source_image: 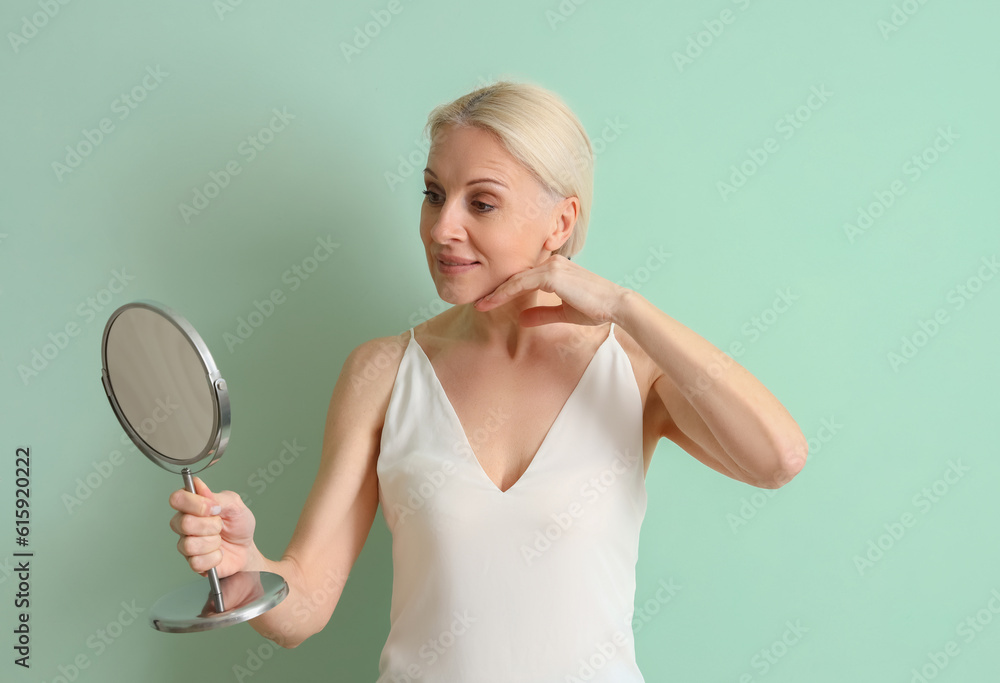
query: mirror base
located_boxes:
[150,570,288,633]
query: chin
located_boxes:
[431,278,488,307]
[436,288,477,306]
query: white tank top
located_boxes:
[375,322,648,682]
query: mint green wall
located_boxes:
[2,1,997,681]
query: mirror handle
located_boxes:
[181,468,225,613]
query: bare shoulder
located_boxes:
[337,330,412,413]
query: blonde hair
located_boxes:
[423,80,594,259]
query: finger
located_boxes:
[169,511,223,537]
[186,549,223,574]
[177,534,217,557]
[168,477,222,517]
[476,271,545,310]
[191,476,220,505]
[212,489,245,513]
[177,533,221,558]
[168,488,222,517]
[473,280,508,310]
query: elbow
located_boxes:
[759,439,809,489]
[258,626,311,650]
[275,629,306,649]
[250,613,317,651]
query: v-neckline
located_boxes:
[410,323,615,494]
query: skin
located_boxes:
[413,123,657,490]
[168,122,809,649]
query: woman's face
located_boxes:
[420,124,577,305]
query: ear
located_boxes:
[542,195,579,253]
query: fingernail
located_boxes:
[210,505,222,515]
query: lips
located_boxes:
[435,254,480,274]
[437,255,478,265]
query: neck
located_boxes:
[453,289,564,359]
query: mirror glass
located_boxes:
[105,306,215,464]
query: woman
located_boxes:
[168,80,808,681]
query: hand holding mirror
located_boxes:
[100,300,288,633]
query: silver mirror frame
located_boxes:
[99,298,288,630]
[100,299,231,474]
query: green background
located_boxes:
[1,0,997,681]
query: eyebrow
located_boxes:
[423,168,509,190]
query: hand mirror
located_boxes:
[100,299,287,633]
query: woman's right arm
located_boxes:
[168,332,409,648]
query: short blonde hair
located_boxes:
[423,80,594,259]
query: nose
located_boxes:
[428,198,467,244]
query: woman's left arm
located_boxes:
[474,254,809,489]
[614,288,808,489]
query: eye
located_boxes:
[422,190,496,214]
